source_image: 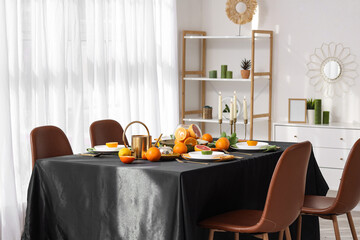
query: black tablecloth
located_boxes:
[22,141,328,240]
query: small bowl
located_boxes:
[247,140,258,146]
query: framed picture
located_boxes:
[288,98,307,123]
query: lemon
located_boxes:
[118,148,132,157]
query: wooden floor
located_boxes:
[319,190,360,239]
[319,211,360,239]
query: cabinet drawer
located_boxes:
[274,126,360,149]
[313,147,348,169]
[319,168,343,191]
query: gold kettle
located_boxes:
[122,121,152,158]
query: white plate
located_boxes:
[93,145,125,153]
[197,139,208,145]
[188,151,225,160]
[233,142,269,150]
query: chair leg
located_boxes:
[279,230,284,240]
[285,227,292,240]
[346,212,358,240]
[235,232,239,240]
[208,229,215,240]
[331,215,341,240]
[263,233,269,240]
[296,215,302,240]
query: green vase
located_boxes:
[314,99,322,124]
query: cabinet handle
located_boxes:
[294,135,297,138]
[340,158,344,161]
[340,137,344,140]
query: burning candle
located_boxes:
[243,96,248,120]
[233,91,237,120]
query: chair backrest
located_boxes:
[333,138,360,213]
[30,125,73,168]
[259,141,311,232]
[89,119,128,147]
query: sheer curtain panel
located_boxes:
[0,0,178,239]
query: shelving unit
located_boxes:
[181,30,273,140]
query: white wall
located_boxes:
[178,0,360,139]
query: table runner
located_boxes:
[22,141,328,240]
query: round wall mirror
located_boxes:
[307,42,358,97]
[226,0,257,25]
[323,60,341,81]
[236,2,247,14]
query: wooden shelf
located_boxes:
[181,30,273,140]
[183,77,268,82]
[183,118,264,124]
[184,35,269,39]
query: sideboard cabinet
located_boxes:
[273,122,360,190]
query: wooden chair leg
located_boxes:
[263,233,269,240]
[208,229,215,240]
[346,212,358,240]
[296,215,302,240]
[331,215,341,240]
[279,230,284,240]
[235,232,239,240]
[285,227,292,240]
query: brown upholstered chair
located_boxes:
[199,141,312,240]
[89,119,128,147]
[297,138,360,240]
[30,125,73,168]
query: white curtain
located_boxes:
[0,0,178,238]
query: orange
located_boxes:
[175,127,189,141]
[174,139,184,145]
[247,140,258,146]
[188,124,201,139]
[120,156,135,164]
[215,137,230,150]
[184,137,197,147]
[201,133,213,143]
[146,147,161,162]
[106,142,118,148]
[173,142,188,154]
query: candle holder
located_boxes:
[230,119,234,134]
[218,119,223,135]
[233,118,237,135]
[243,119,248,140]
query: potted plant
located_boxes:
[307,98,315,124]
[241,58,251,79]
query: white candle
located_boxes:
[218,92,222,120]
[243,96,248,120]
[233,91,237,120]
[230,99,234,121]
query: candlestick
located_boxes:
[218,119,223,135]
[244,119,248,140]
[233,118,237,135]
[218,92,222,120]
[230,119,234,134]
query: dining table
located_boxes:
[22,141,328,240]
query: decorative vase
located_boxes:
[307,109,315,125]
[241,70,250,79]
